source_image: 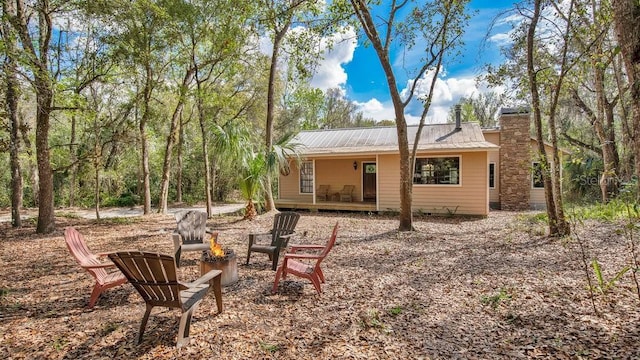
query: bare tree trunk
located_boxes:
[140,64,153,215]
[350,0,413,230]
[3,11,23,227]
[527,0,559,235]
[264,26,289,213]
[177,115,185,203]
[612,0,640,195]
[196,79,212,217]
[34,78,56,233]
[7,0,56,233]
[158,67,195,214]
[94,159,101,221]
[591,15,619,202]
[572,88,619,202]
[69,114,77,207]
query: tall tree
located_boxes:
[565,0,621,203]
[526,0,572,236]
[1,0,22,227]
[343,0,469,231]
[5,0,59,233]
[157,0,257,215]
[90,0,174,215]
[259,0,338,212]
[612,0,640,193]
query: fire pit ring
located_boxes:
[200,249,239,287]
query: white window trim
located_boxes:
[532,161,544,189]
[299,160,314,194]
[489,162,496,189]
[412,155,462,187]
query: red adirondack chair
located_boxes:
[272,222,339,295]
[64,227,127,308]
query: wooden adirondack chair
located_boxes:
[272,222,339,295]
[339,185,355,202]
[246,212,300,270]
[64,227,127,308]
[108,251,223,348]
[173,210,213,267]
[316,185,330,201]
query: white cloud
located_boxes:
[354,98,396,122]
[489,33,511,46]
[397,69,478,124]
[310,28,357,91]
[353,69,508,125]
[257,27,357,93]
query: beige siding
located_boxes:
[530,188,546,209]
[377,154,400,211]
[484,132,500,204]
[378,152,489,216]
[278,161,312,202]
[484,132,500,146]
[315,158,367,202]
[278,158,374,202]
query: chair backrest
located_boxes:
[270,212,300,246]
[340,185,354,195]
[108,251,184,308]
[312,222,339,271]
[64,227,109,276]
[318,185,329,195]
[175,210,208,245]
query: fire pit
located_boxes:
[200,235,238,287]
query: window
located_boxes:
[365,164,376,174]
[532,162,544,188]
[299,161,313,193]
[413,157,460,185]
[489,163,495,188]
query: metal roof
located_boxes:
[294,123,499,156]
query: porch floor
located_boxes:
[275,199,377,212]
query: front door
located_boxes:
[362,162,377,202]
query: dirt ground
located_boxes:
[1,210,639,359]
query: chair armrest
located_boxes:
[284,253,322,260]
[172,233,182,251]
[185,269,222,287]
[81,261,116,269]
[275,233,295,248]
[289,244,325,253]
[249,232,270,246]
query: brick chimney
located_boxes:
[499,108,531,211]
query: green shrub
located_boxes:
[102,192,139,207]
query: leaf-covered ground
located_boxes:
[1,210,639,359]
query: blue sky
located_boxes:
[309,0,518,124]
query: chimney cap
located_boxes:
[500,107,530,115]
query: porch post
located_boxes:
[312,159,316,204]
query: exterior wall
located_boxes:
[278,161,312,202]
[315,158,366,202]
[484,132,501,205]
[278,158,372,202]
[529,141,563,210]
[499,113,531,210]
[378,151,489,216]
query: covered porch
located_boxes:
[275,199,377,212]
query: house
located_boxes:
[482,108,566,211]
[275,108,561,215]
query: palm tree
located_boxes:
[265,132,301,192]
[239,151,266,220]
